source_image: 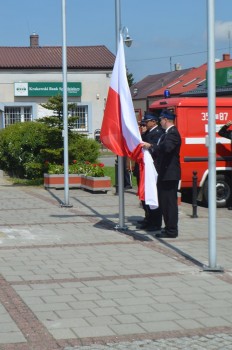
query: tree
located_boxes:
[38,94,79,130]
[127,70,135,87]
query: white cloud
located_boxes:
[215,21,232,40]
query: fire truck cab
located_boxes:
[149,97,232,207]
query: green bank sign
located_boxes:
[207,67,232,87]
[14,82,82,97]
[215,67,232,86]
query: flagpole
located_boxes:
[61,0,72,207]
[115,0,126,229]
[203,0,222,271]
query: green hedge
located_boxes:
[0,122,100,179]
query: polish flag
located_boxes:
[100,35,158,209]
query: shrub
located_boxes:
[68,133,100,163]
[24,162,44,180]
[0,122,101,179]
[0,122,52,178]
[46,160,105,177]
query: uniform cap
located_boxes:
[142,113,159,122]
[160,110,176,120]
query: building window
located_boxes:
[24,107,32,122]
[69,104,88,131]
[4,106,32,127]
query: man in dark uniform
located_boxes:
[154,109,181,239]
[137,112,164,231]
[218,120,232,139]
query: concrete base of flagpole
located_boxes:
[202,264,224,272]
[60,203,73,208]
[114,224,128,230]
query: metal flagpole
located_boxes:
[204,0,223,271]
[61,0,72,207]
[115,0,126,229]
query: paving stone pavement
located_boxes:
[0,174,232,350]
[64,334,232,349]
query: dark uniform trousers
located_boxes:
[158,179,179,234]
[141,200,162,227]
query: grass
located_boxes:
[104,166,137,187]
[99,147,114,156]
[9,177,44,186]
[104,166,115,184]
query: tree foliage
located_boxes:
[0,96,101,179]
[39,94,79,130]
[127,70,135,87]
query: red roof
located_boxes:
[148,57,232,98]
[0,46,115,70]
[131,69,193,100]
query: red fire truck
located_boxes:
[149,97,232,207]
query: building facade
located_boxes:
[131,54,232,116]
[0,34,115,139]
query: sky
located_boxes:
[1,0,232,82]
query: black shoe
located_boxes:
[137,222,161,231]
[124,185,132,189]
[161,227,178,234]
[145,226,161,232]
[137,218,147,224]
[136,222,149,229]
[155,232,178,238]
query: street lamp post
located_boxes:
[121,26,133,47]
[114,0,133,229]
[203,0,222,272]
[61,0,72,207]
[114,25,132,197]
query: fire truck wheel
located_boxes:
[203,174,231,208]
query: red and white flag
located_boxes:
[100,35,158,209]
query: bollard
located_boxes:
[114,156,118,195]
[192,170,198,218]
[228,174,232,210]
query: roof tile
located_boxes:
[148,59,232,97]
[130,69,193,99]
[0,46,115,69]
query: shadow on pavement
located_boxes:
[156,238,205,269]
